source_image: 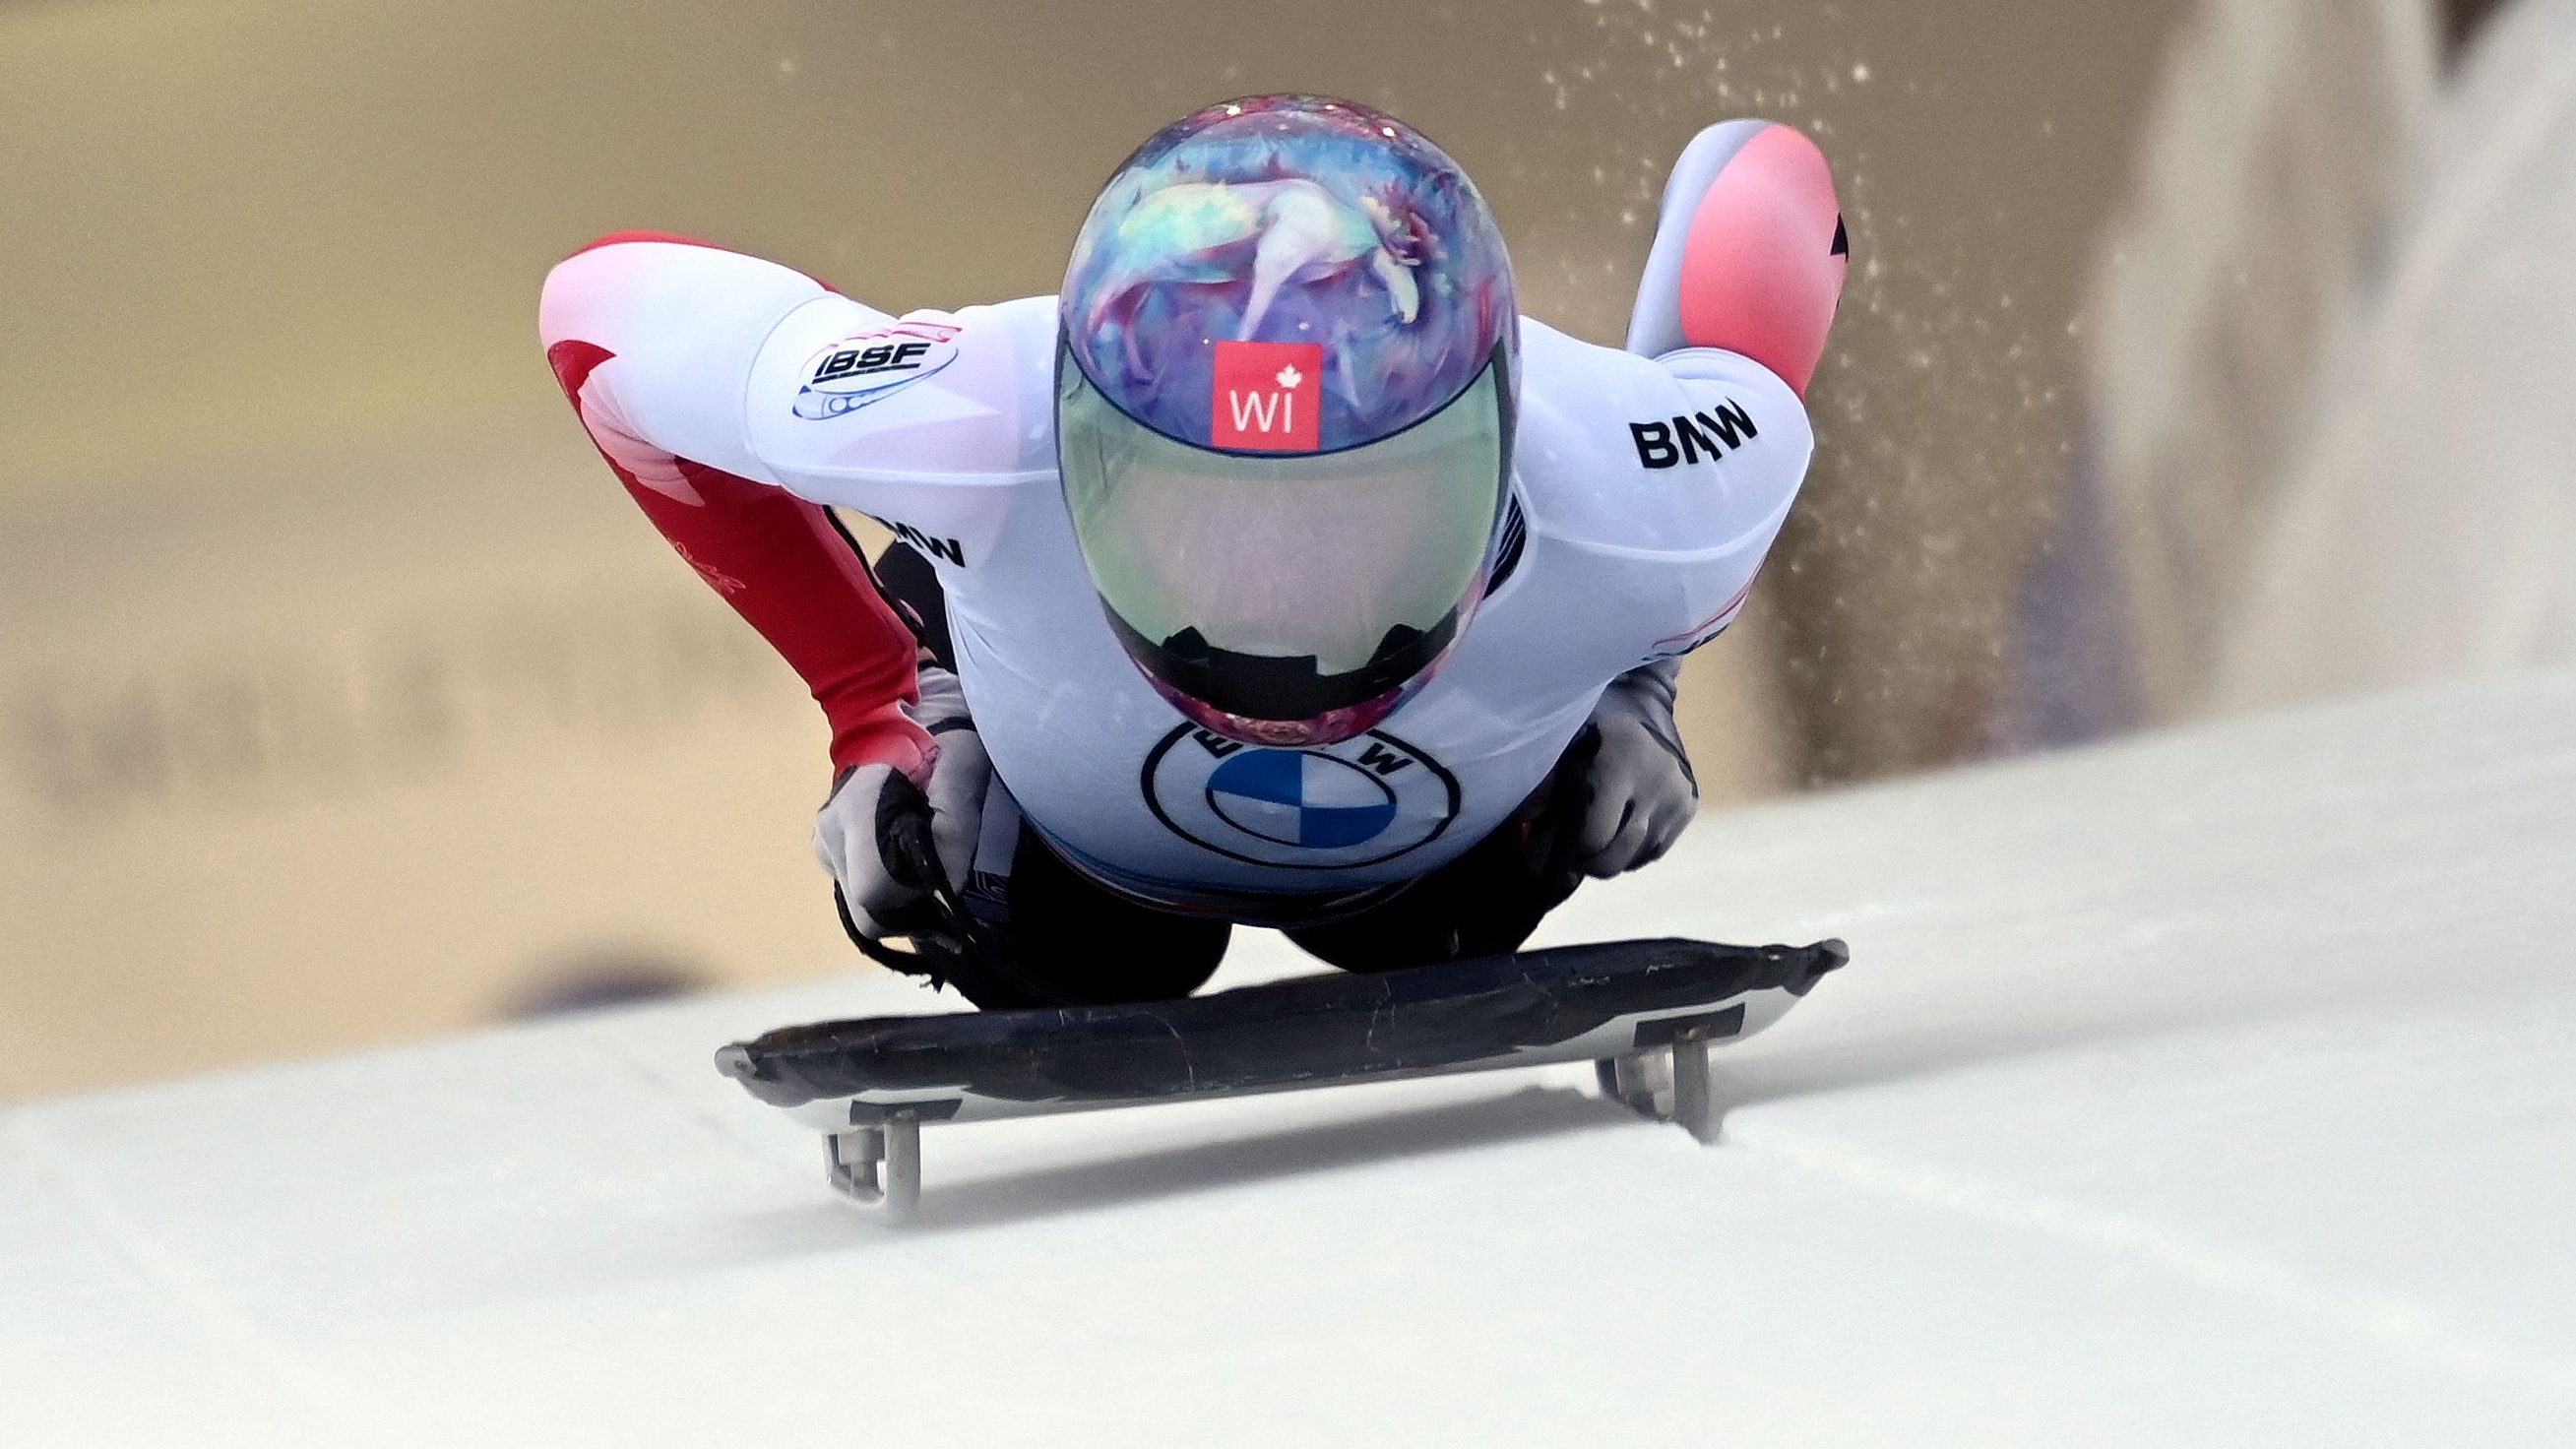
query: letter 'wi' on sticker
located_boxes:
[1210,341,1323,452]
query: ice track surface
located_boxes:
[8,669,2576,1447]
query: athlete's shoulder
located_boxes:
[744,293,1059,487]
[1511,316,1813,560]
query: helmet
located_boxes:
[1056,94,1518,747]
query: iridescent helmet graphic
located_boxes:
[1057,94,1519,747]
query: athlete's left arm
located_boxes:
[1536,120,1846,874]
[1522,342,1816,877]
[1511,333,1817,877]
[1618,115,1847,658]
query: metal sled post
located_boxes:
[1594,1019,1723,1142]
[824,1113,921,1221]
[1669,1022,1719,1142]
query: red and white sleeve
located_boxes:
[538,232,933,782]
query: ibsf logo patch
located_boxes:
[1210,340,1322,451]
[793,321,962,419]
[1141,724,1460,870]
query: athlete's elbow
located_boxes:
[537,243,614,351]
[1672,122,1848,398]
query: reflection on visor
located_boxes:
[1059,347,1511,723]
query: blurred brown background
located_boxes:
[8,0,2548,1098]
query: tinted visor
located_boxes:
[1058,345,1511,724]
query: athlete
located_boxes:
[539,96,1846,1006]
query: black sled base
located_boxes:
[716,936,1848,1220]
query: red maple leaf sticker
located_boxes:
[1211,341,1323,451]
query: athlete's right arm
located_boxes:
[536,232,932,781]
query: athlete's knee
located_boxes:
[1287,810,1583,973]
[995,830,1232,1003]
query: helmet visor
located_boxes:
[1058,345,1510,725]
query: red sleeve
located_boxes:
[546,335,934,782]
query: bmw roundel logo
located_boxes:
[1141,725,1461,870]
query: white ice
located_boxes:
[7,668,2574,1446]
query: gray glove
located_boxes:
[1569,659,1699,877]
[812,665,989,937]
